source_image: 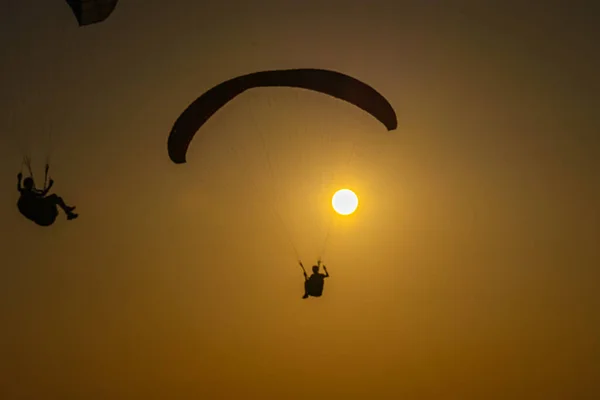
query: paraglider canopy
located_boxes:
[65,0,119,26]
[168,68,398,164]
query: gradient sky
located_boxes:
[1,1,599,399]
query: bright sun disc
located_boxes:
[332,189,359,215]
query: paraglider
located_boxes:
[300,260,329,299]
[7,1,114,225]
[9,1,115,225]
[167,68,398,164]
[16,158,78,226]
[65,0,119,26]
[167,69,397,286]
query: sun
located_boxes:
[332,189,359,215]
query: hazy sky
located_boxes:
[1,1,599,399]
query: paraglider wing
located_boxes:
[65,0,119,26]
[168,69,398,164]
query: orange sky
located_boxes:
[1,1,599,399]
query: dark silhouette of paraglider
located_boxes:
[17,161,78,226]
[8,2,116,226]
[300,260,329,299]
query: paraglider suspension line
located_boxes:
[22,155,34,180]
[251,101,301,261]
[318,141,358,260]
[319,213,334,260]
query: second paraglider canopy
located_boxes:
[65,0,119,26]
